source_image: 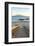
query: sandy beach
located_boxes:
[12,20,29,38]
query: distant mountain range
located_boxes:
[12,15,29,22]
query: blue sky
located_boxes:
[11,7,32,16]
[12,7,31,12]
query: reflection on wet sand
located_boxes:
[12,24,20,38]
[12,21,29,38]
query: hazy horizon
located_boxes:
[12,15,29,22]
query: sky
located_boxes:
[11,7,32,16]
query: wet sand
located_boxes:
[12,21,29,38]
